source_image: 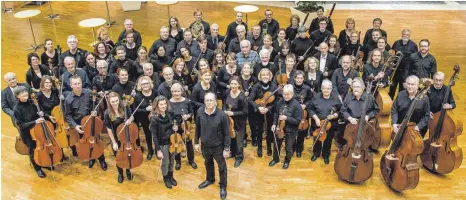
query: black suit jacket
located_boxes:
[314,52,339,79]
[206,34,225,51]
[1,83,31,123]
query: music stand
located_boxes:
[2,2,13,13]
[105,1,116,27]
[14,10,43,52]
[155,1,179,20]
[234,5,258,27]
[78,18,107,47]
[45,1,59,19]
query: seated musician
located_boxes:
[229,24,247,54]
[111,68,136,97]
[310,18,332,48]
[391,75,430,137]
[309,6,334,34]
[109,46,139,82]
[236,40,260,67]
[309,80,342,164]
[61,56,91,95]
[117,19,142,48]
[169,83,197,170]
[247,25,263,52]
[207,24,225,51]
[293,71,314,158]
[253,49,276,77]
[150,96,179,189]
[158,67,175,99]
[428,72,456,117]
[270,84,303,169]
[362,49,388,92]
[150,26,177,58]
[340,77,380,145]
[92,60,119,93]
[13,86,55,178]
[26,53,51,93]
[314,42,338,79]
[1,72,31,124]
[64,75,107,170]
[274,53,297,85]
[103,92,134,183]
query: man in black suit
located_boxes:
[1,72,32,124]
[207,24,225,51]
[314,43,338,79]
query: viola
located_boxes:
[227,105,236,138]
[169,120,184,154]
[76,89,105,161]
[421,64,463,174]
[311,107,337,149]
[115,95,144,169]
[298,95,309,131]
[334,77,376,183]
[31,93,63,167]
[276,106,287,139]
[380,80,430,192]
[180,109,194,141]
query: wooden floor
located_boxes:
[2,1,466,199]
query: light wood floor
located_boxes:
[2,1,466,199]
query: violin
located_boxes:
[255,85,282,139]
[169,120,185,154]
[380,80,430,192]
[227,105,236,138]
[115,95,144,169]
[298,95,308,131]
[180,109,194,141]
[334,77,376,183]
[421,64,463,174]
[276,57,288,86]
[311,107,336,149]
[276,106,287,139]
[76,89,105,161]
[31,93,63,167]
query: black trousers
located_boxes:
[250,111,273,151]
[272,133,297,163]
[389,68,405,99]
[246,106,255,141]
[230,120,246,160]
[136,113,154,154]
[294,129,308,153]
[175,139,195,163]
[20,129,41,170]
[202,145,227,188]
[112,140,130,175]
[312,124,337,158]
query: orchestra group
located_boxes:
[2,6,463,199]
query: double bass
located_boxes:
[421,65,462,174]
[31,93,63,167]
[115,95,144,169]
[380,80,430,192]
[334,77,375,183]
[76,90,105,161]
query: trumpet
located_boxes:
[262,22,268,37]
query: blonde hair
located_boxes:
[107,92,124,121]
[136,76,153,91]
[304,57,320,72]
[258,68,273,82]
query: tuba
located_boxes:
[191,20,204,39]
[262,22,268,36]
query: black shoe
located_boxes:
[257,148,263,158]
[220,187,227,199]
[283,162,290,169]
[88,160,95,168]
[35,169,46,178]
[147,152,153,161]
[100,160,108,171]
[252,140,258,147]
[234,159,242,168]
[323,157,330,165]
[45,166,55,171]
[269,160,279,167]
[267,148,272,156]
[60,156,69,162]
[163,175,172,189]
[198,180,214,189]
[311,155,319,162]
[297,152,302,158]
[369,146,378,153]
[243,139,247,147]
[118,174,124,183]
[168,171,177,186]
[72,150,78,157]
[126,170,133,180]
[189,161,198,169]
[175,162,181,170]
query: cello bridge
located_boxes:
[405,163,419,170]
[351,152,361,159]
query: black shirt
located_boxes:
[103,108,132,136]
[223,90,248,130]
[82,64,99,82]
[293,83,314,113]
[26,65,51,90]
[253,62,276,77]
[150,38,177,58]
[247,36,264,52]
[92,74,119,92]
[362,63,389,89]
[195,107,231,149]
[228,37,243,54]
[109,58,139,82]
[59,48,88,69]
[248,82,278,112]
[341,92,379,120]
[124,44,138,61]
[304,71,324,93]
[428,85,456,114]
[241,76,258,97]
[170,98,193,121]
[285,26,298,41]
[340,43,363,58]
[273,98,303,134]
[217,66,241,97]
[331,68,360,98]
[153,56,171,73]
[41,51,59,67]
[190,81,217,110]
[157,82,172,99]
[291,37,314,59]
[112,81,136,97]
[309,92,342,120]
[391,90,430,131]
[408,52,437,79]
[150,112,176,151]
[133,89,158,119]
[309,17,334,34]
[64,88,93,127]
[226,21,248,44]
[363,28,388,46]
[169,28,184,44]
[258,18,280,40]
[118,29,142,49]
[14,100,49,132]
[36,90,60,116]
[310,29,332,47]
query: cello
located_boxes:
[76,89,105,161]
[311,108,337,149]
[380,80,430,192]
[115,95,144,169]
[31,93,63,167]
[421,64,463,174]
[334,77,375,183]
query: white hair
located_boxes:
[96,60,108,68]
[240,39,250,47]
[143,62,153,70]
[163,66,173,73]
[322,79,333,89]
[236,24,245,32]
[67,35,78,43]
[406,75,420,84]
[211,23,219,29]
[352,77,365,90]
[160,26,168,32]
[124,19,133,25]
[64,56,75,64]
[283,84,294,94]
[4,72,16,80]
[433,71,445,79]
[259,49,270,57]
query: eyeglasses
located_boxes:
[141,82,150,86]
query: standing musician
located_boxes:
[212,49,225,76]
[82,52,99,82]
[303,57,324,93]
[291,25,314,70]
[96,27,115,52]
[151,45,171,73]
[310,18,332,48]
[117,19,142,49]
[60,35,88,69]
[293,71,314,158]
[273,41,290,69]
[270,84,303,169]
[61,56,91,95]
[328,35,341,56]
[315,43,339,79]
[236,40,260,67]
[247,25,263,52]
[274,53,297,85]
[64,75,107,170]
[111,68,136,97]
[428,72,456,118]
[226,12,248,45]
[363,30,389,62]
[207,24,225,51]
[228,25,247,54]
[94,42,115,67]
[362,18,388,46]
[258,9,280,40]
[248,68,278,157]
[340,77,380,145]
[26,53,51,93]
[109,46,139,82]
[179,46,198,76]
[189,9,210,36]
[172,58,191,93]
[194,92,230,200]
[169,16,184,44]
[370,37,390,61]
[285,15,300,41]
[2,72,32,124]
[176,29,201,57]
[103,92,134,183]
[13,86,56,178]
[362,49,388,92]
[240,62,258,147]
[150,96,179,189]
[390,29,418,98]
[331,55,360,101]
[197,34,214,64]
[223,76,248,168]
[258,34,277,62]
[340,31,363,58]
[158,67,175,99]
[141,63,162,91]
[169,83,197,170]
[309,6,334,34]
[217,53,241,102]
[254,49,276,77]
[133,76,158,160]
[92,60,119,93]
[190,69,217,116]
[122,31,139,61]
[309,80,342,164]
[41,38,59,68]
[408,39,437,79]
[150,26,177,58]
[338,18,356,48]
[392,75,430,137]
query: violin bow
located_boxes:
[80,93,107,128]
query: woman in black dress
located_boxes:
[172,58,191,93]
[94,42,115,67]
[190,68,217,116]
[82,52,99,82]
[240,62,258,147]
[41,38,59,73]
[26,53,51,93]
[217,52,241,104]
[36,76,59,116]
[303,57,324,93]
[169,16,184,43]
[135,46,157,78]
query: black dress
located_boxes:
[36,89,60,116]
